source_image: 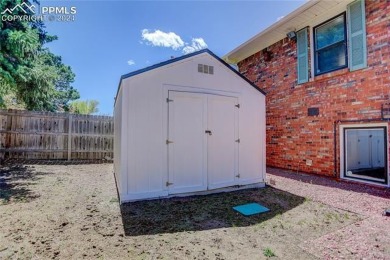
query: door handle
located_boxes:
[205,130,212,135]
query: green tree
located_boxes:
[70,100,99,115]
[0,0,80,111]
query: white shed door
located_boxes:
[207,95,238,189]
[168,91,207,194]
[168,91,238,194]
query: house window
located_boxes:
[314,14,347,75]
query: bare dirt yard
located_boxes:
[0,163,389,259]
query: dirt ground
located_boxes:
[0,163,389,259]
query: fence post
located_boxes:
[68,114,72,161]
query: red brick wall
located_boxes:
[238,0,390,177]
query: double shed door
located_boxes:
[167,91,239,194]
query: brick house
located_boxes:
[223,0,390,186]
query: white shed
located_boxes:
[114,49,266,203]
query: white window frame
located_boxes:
[339,123,389,187]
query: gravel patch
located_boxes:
[267,167,390,259]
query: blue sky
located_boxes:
[41,0,305,115]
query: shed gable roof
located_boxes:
[115,49,266,104]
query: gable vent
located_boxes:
[198,64,214,75]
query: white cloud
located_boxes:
[140,29,208,55]
[141,29,184,50]
[277,16,285,21]
[127,59,135,66]
[182,38,208,54]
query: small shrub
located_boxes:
[263,247,276,257]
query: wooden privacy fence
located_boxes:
[0,109,114,161]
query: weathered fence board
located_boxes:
[0,109,113,161]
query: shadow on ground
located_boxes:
[120,186,305,236]
[267,167,390,199]
[0,164,46,204]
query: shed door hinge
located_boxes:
[166,98,173,103]
[235,138,240,143]
[166,181,173,186]
[235,104,240,108]
[166,139,173,145]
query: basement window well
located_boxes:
[342,126,387,184]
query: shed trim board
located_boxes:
[114,50,266,202]
[119,183,266,203]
